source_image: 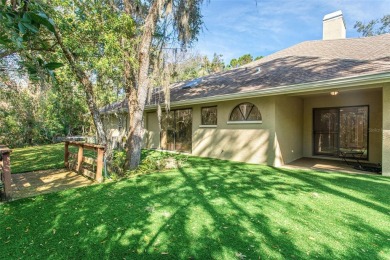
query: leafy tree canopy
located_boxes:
[354,14,390,37]
[229,53,263,69]
[1,0,207,169]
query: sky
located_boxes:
[192,0,390,63]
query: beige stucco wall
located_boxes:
[302,89,383,163]
[191,97,277,165]
[144,97,280,165]
[102,113,128,147]
[104,112,158,149]
[383,86,390,176]
[275,96,303,165]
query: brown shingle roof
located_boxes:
[154,34,390,104]
[101,34,390,112]
[99,99,127,114]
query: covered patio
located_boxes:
[281,84,388,176]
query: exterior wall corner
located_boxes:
[382,86,390,176]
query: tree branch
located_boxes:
[52,24,107,145]
[0,43,58,59]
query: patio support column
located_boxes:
[383,86,390,176]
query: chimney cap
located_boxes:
[323,10,343,22]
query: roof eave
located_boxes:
[100,109,128,115]
[145,72,390,111]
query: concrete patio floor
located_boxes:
[282,157,379,175]
[10,169,95,200]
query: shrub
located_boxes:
[107,150,188,179]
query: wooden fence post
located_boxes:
[95,148,104,183]
[66,141,105,183]
[76,145,84,173]
[64,141,69,169]
[1,151,12,201]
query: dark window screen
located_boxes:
[313,106,368,159]
[201,107,217,125]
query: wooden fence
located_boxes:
[0,145,12,201]
[65,141,105,183]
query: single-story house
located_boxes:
[101,11,390,176]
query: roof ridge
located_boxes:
[244,33,390,68]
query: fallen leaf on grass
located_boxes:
[235,252,246,259]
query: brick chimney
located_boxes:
[323,10,346,40]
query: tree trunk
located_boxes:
[126,53,151,169]
[53,26,107,145]
[126,90,145,169]
[123,0,163,169]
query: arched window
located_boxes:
[229,102,262,122]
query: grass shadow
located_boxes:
[1,154,389,259]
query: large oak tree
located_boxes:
[120,0,205,169]
[1,0,206,170]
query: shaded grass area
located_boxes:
[10,143,65,173]
[1,152,390,259]
[10,143,96,174]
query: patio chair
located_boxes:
[339,146,381,174]
[339,146,366,169]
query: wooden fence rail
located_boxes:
[65,141,105,183]
[0,145,12,201]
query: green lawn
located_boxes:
[1,152,390,259]
[10,143,95,174]
[10,143,65,173]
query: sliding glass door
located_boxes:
[313,108,339,156]
[313,106,368,158]
[160,109,192,153]
[160,111,175,151]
